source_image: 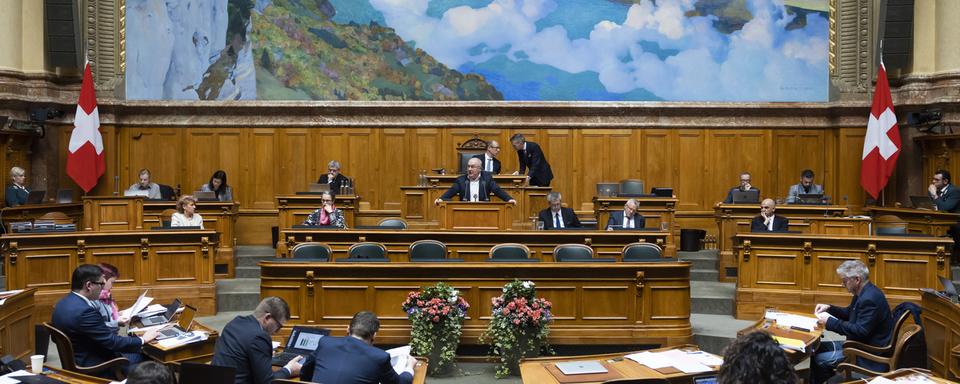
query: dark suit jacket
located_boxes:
[438,172,512,202]
[538,207,581,230]
[211,315,291,384]
[5,185,28,207]
[472,154,501,175]
[934,184,960,213]
[517,141,553,186]
[750,215,789,232]
[826,281,895,372]
[318,173,349,195]
[302,336,413,384]
[51,292,143,374]
[606,210,645,230]
[723,186,760,204]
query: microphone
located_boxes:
[113,175,120,196]
[472,194,478,202]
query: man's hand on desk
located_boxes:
[434,198,443,206]
[508,199,517,205]
[814,303,830,314]
[285,355,304,377]
[406,354,417,373]
[815,311,831,326]
[141,328,160,344]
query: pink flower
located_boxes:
[417,300,424,306]
[513,319,521,325]
[442,307,449,315]
[433,316,440,322]
[507,301,516,310]
[502,308,510,315]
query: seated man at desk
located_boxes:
[750,199,789,232]
[213,297,303,384]
[318,160,349,194]
[434,157,516,205]
[786,169,823,203]
[5,166,29,207]
[301,311,415,384]
[538,192,580,229]
[472,140,501,174]
[606,198,644,230]
[126,168,161,199]
[723,172,760,204]
[52,264,160,377]
[929,169,960,212]
[812,260,894,384]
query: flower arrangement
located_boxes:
[401,282,470,375]
[481,279,553,377]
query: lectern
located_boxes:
[438,201,513,230]
[82,196,145,231]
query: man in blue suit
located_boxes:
[606,199,645,230]
[212,297,303,384]
[302,311,416,384]
[510,133,553,187]
[812,260,894,384]
[435,157,516,205]
[51,264,159,378]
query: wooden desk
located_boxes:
[868,206,959,236]
[144,201,239,278]
[734,233,952,319]
[142,320,219,365]
[277,194,358,230]
[260,261,692,346]
[519,345,717,384]
[0,288,35,360]
[737,310,823,365]
[438,201,513,230]
[276,228,670,261]
[921,289,960,380]
[2,230,218,326]
[1,203,83,232]
[400,174,550,229]
[715,204,860,282]
[82,196,145,231]
[840,367,958,383]
[593,197,678,256]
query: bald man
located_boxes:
[750,198,789,232]
[435,157,515,205]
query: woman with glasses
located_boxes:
[95,263,127,333]
[302,191,346,228]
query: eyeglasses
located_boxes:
[90,280,106,287]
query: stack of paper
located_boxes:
[765,311,819,331]
[387,345,412,375]
[625,349,717,373]
[157,330,208,349]
[0,290,25,306]
[118,290,153,319]
[772,336,806,352]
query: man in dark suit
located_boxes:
[538,192,581,229]
[317,160,350,194]
[302,311,416,384]
[510,134,553,187]
[812,260,894,384]
[472,140,502,175]
[212,297,303,384]
[606,198,645,230]
[51,264,159,378]
[930,170,960,264]
[434,157,516,205]
[723,172,760,204]
[750,198,789,232]
[5,166,29,207]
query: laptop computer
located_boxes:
[796,193,825,205]
[651,187,673,197]
[693,375,719,384]
[910,195,935,210]
[56,189,73,203]
[308,183,331,193]
[156,304,197,340]
[25,190,45,205]
[939,276,958,298]
[179,362,236,384]
[140,298,182,327]
[124,189,150,197]
[271,326,331,366]
[555,360,608,375]
[596,183,619,197]
[193,191,217,201]
[731,189,760,204]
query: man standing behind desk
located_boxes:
[473,140,502,174]
[51,265,159,378]
[434,157,516,205]
[301,311,415,384]
[538,192,580,229]
[318,160,349,194]
[786,169,823,203]
[750,199,789,232]
[212,297,303,384]
[723,172,760,204]
[510,134,553,187]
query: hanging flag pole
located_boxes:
[860,45,901,203]
[66,60,106,193]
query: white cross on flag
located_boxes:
[66,62,105,193]
[860,61,901,199]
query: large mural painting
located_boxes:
[126,0,829,101]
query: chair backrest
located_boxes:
[622,242,663,261]
[291,242,333,260]
[553,244,594,262]
[180,362,236,384]
[158,184,176,200]
[619,179,645,196]
[160,208,177,227]
[37,212,72,225]
[891,324,923,369]
[43,322,78,371]
[490,243,531,260]
[378,218,407,229]
[35,324,50,363]
[348,242,387,259]
[409,240,447,260]
[457,136,487,173]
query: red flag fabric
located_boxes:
[66,62,105,193]
[860,62,901,199]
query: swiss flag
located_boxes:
[66,62,105,193]
[860,61,901,199]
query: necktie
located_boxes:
[486,159,491,172]
[554,213,561,229]
[626,217,632,228]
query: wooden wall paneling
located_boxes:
[676,130,706,210]
[312,129,348,185]
[773,130,825,201]
[278,129,310,195]
[123,128,182,189]
[413,128,441,178]
[183,129,243,196]
[607,129,634,183]
[642,129,673,196]
[579,131,607,209]
[739,132,768,199]
[706,131,743,204]
[837,128,867,209]
[545,129,574,207]
[380,129,408,211]
[247,129,278,210]
[346,129,376,208]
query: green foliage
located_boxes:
[480,280,553,378]
[401,282,470,376]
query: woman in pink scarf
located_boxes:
[302,191,347,228]
[96,263,127,332]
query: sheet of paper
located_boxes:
[272,341,281,350]
[659,350,712,373]
[156,330,208,349]
[866,377,896,384]
[127,323,170,333]
[624,351,671,369]
[0,370,34,384]
[386,345,411,375]
[119,291,152,319]
[775,313,819,331]
[684,351,723,366]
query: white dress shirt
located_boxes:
[484,154,495,172]
[765,214,776,231]
[552,210,564,229]
[468,179,480,201]
[622,213,635,228]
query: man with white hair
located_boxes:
[537,192,580,229]
[811,260,894,384]
[606,198,644,230]
[435,157,515,205]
